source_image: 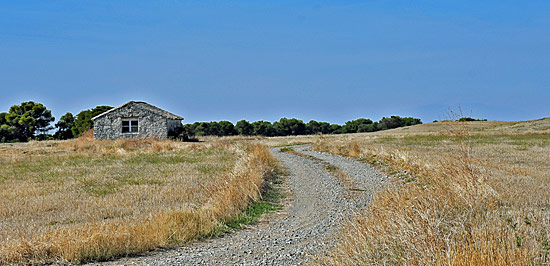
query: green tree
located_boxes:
[358,123,376,132]
[457,117,485,122]
[181,124,197,140]
[3,101,55,142]
[0,112,15,142]
[329,124,343,134]
[191,122,206,136]
[317,121,332,134]
[235,120,253,136]
[342,118,374,133]
[374,116,422,131]
[54,112,75,140]
[0,112,6,125]
[252,120,274,136]
[403,117,422,125]
[218,120,237,136]
[306,120,321,134]
[273,118,306,136]
[73,105,113,136]
[377,116,399,130]
[206,121,222,136]
[356,118,375,132]
[305,120,331,135]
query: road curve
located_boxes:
[88,145,384,266]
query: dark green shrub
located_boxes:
[458,117,487,122]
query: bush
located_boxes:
[458,117,487,122]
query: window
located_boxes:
[122,119,138,133]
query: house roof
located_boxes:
[91,101,184,120]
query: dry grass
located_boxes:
[314,118,550,265]
[0,134,279,264]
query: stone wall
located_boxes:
[93,103,173,139]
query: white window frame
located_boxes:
[121,118,139,134]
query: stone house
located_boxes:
[92,101,184,139]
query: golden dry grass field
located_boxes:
[313,118,550,265]
[0,134,278,264]
[1,118,549,265]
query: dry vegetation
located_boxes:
[2,118,548,265]
[0,132,279,264]
[315,118,550,265]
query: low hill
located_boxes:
[369,117,550,136]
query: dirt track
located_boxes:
[89,145,384,265]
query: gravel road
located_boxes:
[88,145,384,266]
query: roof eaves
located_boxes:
[91,101,133,120]
[91,101,184,121]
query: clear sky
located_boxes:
[0,0,548,124]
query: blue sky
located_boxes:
[0,0,548,124]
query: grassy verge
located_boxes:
[314,123,550,265]
[223,169,285,231]
[0,138,279,265]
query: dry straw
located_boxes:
[315,119,549,265]
[0,134,278,264]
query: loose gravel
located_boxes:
[86,145,385,266]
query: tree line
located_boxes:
[0,101,113,142]
[180,116,422,139]
[0,101,422,143]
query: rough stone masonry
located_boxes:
[92,101,184,140]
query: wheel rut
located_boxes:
[87,145,384,266]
